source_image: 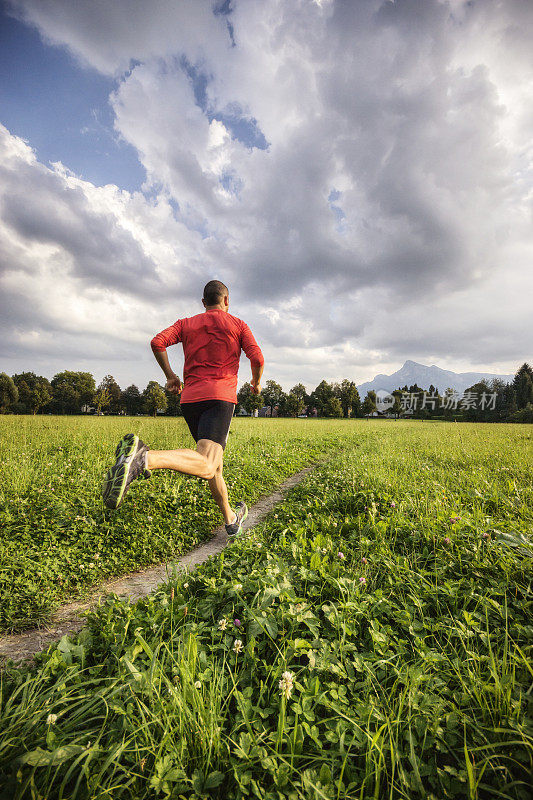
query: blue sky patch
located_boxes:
[180,56,268,151]
[0,10,145,192]
[328,189,347,232]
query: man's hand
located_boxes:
[251,380,261,395]
[165,375,183,395]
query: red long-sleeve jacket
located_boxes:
[151,309,264,404]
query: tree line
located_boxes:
[0,363,531,422]
[237,379,363,418]
[0,372,174,417]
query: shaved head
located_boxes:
[203,280,228,306]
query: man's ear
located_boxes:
[202,298,207,308]
[224,294,229,308]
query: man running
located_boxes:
[101,280,264,538]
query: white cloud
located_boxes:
[7,0,232,76]
[2,0,532,390]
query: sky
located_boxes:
[0,0,531,393]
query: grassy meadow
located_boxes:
[0,418,532,798]
[0,416,349,632]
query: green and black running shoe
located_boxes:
[101,433,151,510]
[225,501,248,538]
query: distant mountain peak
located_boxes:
[358,361,514,396]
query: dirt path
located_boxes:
[0,466,315,665]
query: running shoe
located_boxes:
[225,501,248,538]
[101,433,151,510]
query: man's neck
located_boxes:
[205,305,226,312]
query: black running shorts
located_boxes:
[180,399,235,450]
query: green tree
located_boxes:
[391,390,403,419]
[12,372,52,414]
[513,363,533,409]
[50,380,79,414]
[237,382,264,415]
[121,385,142,416]
[509,402,533,423]
[324,396,343,418]
[441,387,459,420]
[499,383,517,419]
[423,384,440,418]
[262,380,285,417]
[165,389,183,416]
[98,375,122,412]
[462,380,491,422]
[485,378,507,422]
[289,383,308,406]
[51,371,96,414]
[142,381,167,417]
[309,380,335,417]
[362,391,377,417]
[0,373,18,413]
[336,379,361,418]
[278,391,305,417]
[94,387,111,415]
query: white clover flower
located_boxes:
[183,582,189,589]
[234,583,243,592]
[194,680,202,689]
[46,714,58,725]
[218,618,228,631]
[279,671,294,700]
[233,639,243,654]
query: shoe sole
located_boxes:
[102,433,139,510]
[228,504,249,538]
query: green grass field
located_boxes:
[0,418,532,798]
[0,416,349,632]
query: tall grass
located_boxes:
[0,420,532,798]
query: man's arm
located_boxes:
[240,322,265,395]
[250,360,264,395]
[150,321,183,394]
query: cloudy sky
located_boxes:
[0,0,531,392]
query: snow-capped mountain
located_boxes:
[357,360,514,396]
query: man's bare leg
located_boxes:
[146,439,222,481]
[207,462,235,524]
[146,439,235,524]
